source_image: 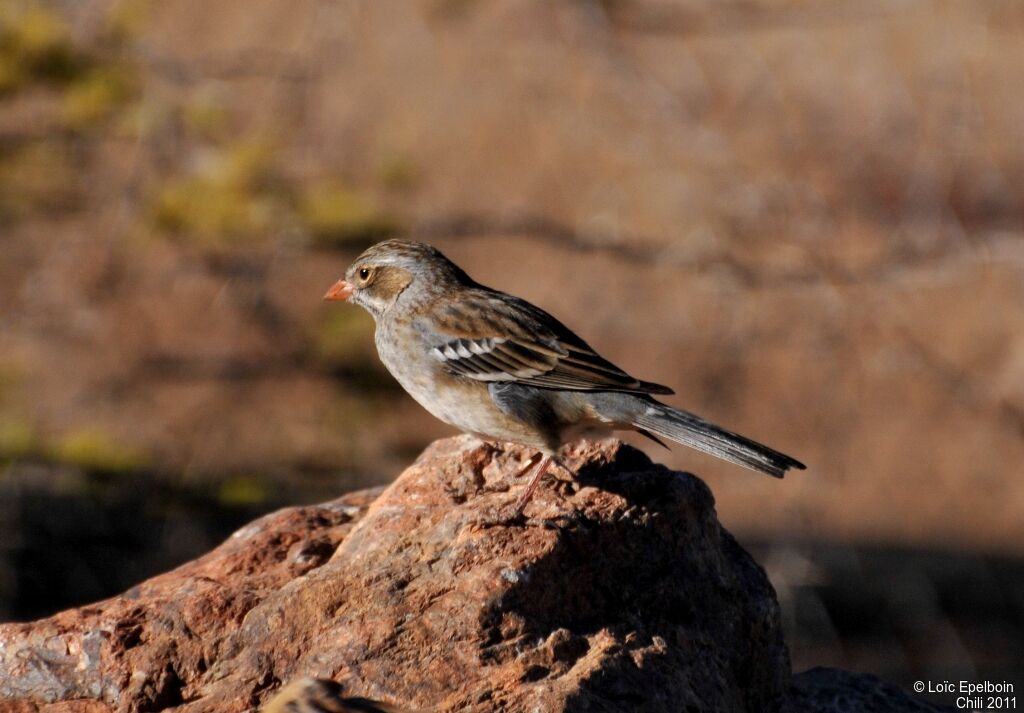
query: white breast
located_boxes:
[374,321,482,434]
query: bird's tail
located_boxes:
[632,402,805,478]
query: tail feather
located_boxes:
[632,403,805,478]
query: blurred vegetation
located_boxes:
[0,416,299,509]
[299,180,400,249]
[217,474,269,506]
[0,364,33,465]
[103,0,150,45]
[0,421,149,477]
[0,4,82,94]
[50,428,149,475]
[150,140,285,244]
[0,0,142,96]
[1,2,400,249]
[1,1,1020,685]
[60,66,136,131]
[180,85,230,140]
[0,418,35,463]
[307,308,404,400]
[309,307,377,368]
[0,0,142,224]
[0,365,149,475]
[150,140,401,249]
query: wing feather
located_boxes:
[425,291,673,395]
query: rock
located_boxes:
[0,488,381,712]
[0,437,936,712]
[261,677,405,713]
[788,668,954,712]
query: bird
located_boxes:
[323,239,804,516]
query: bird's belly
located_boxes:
[378,342,536,443]
[559,420,615,443]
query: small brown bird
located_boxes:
[324,240,804,515]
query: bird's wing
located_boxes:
[422,291,673,395]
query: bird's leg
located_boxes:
[512,452,543,479]
[511,454,553,518]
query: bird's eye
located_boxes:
[358,267,372,282]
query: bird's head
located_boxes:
[323,239,471,319]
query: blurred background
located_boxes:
[0,0,1022,702]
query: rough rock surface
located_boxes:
[787,668,953,713]
[0,437,943,712]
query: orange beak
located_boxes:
[323,280,353,302]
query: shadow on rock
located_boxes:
[0,437,951,713]
[479,445,788,712]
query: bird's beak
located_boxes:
[323,280,353,302]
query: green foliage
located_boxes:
[0,418,36,462]
[60,66,136,130]
[0,3,83,94]
[298,181,400,249]
[217,474,268,506]
[0,1,142,129]
[0,3,141,221]
[150,140,285,245]
[148,139,405,249]
[50,428,149,474]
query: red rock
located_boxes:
[0,488,380,712]
[0,437,943,712]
